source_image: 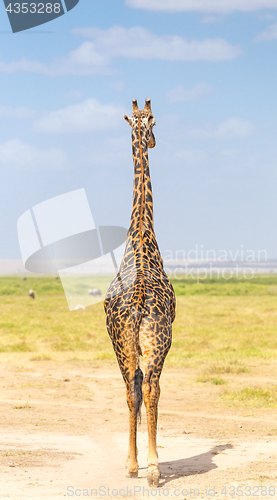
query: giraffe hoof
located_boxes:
[147,471,160,488]
[126,469,138,478]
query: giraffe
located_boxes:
[104,99,176,487]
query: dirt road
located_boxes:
[0,356,276,499]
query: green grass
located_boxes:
[171,275,277,296]
[0,275,110,356]
[224,386,277,407]
[1,275,277,411]
[0,275,112,297]
[3,274,277,297]
[167,292,277,368]
[0,294,112,357]
[196,375,226,385]
[0,275,277,370]
[204,360,248,374]
[0,275,64,296]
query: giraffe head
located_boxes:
[124,99,156,149]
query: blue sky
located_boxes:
[1,0,277,260]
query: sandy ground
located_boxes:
[0,357,277,499]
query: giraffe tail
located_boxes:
[130,278,145,422]
[134,367,143,423]
[130,310,144,423]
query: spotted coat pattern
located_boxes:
[104,99,176,487]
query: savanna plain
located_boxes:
[0,276,277,499]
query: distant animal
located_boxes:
[29,289,35,299]
[88,288,102,296]
[104,99,175,487]
[22,276,27,281]
[74,304,85,310]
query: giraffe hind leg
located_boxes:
[125,369,142,476]
[140,324,171,488]
[142,366,161,487]
[112,343,141,478]
[125,367,141,477]
[107,312,142,478]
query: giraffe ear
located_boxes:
[124,115,133,127]
[148,114,155,128]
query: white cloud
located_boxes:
[73,25,241,62]
[64,90,84,99]
[0,26,241,76]
[0,58,48,75]
[79,134,130,168]
[110,80,126,92]
[201,15,221,23]
[126,0,277,13]
[33,98,125,134]
[166,83,212,104]
[187,117,255,139]
[52,42,110,75]
[171,147,207,166]
[255,23,277,40]
[0,105,36,119]
[255,13,276,20]
[0,42,110,76]
[0,139,67,169]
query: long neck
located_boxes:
[129,117,154,237]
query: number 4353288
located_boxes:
[6,3,61,13]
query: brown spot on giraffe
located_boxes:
[104,98,176,487]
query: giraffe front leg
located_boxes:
[142,373,160,487]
